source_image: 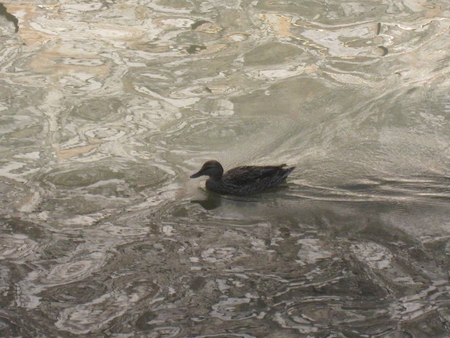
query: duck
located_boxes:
[190,160,295,196]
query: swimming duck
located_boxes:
[190,160,295,196]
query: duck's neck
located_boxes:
[207,167,223,181]
[208,174,222,182]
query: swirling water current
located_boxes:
[1,1,450,337]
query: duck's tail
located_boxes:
[281,166,295,180]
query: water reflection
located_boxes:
[191,193,222,210]
[1,0,450,337]
[0,3,18,32]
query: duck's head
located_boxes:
[190,160,224,180]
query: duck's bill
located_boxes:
[190,171,203,178]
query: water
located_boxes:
[1,0,449,337]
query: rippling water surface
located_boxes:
[1,0,450,337]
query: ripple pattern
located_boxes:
[0,0,450,337]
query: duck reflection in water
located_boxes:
[190,193,223,210]
[190,160,295,197]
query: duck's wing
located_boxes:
[224,165,288,185]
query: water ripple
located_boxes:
[1,0,450,337]
[55,279,159,335]
[0,234,37,261]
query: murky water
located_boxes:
[1,1,450,337]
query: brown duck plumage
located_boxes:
[190,160,295,196]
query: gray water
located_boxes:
[1,1,450,337]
